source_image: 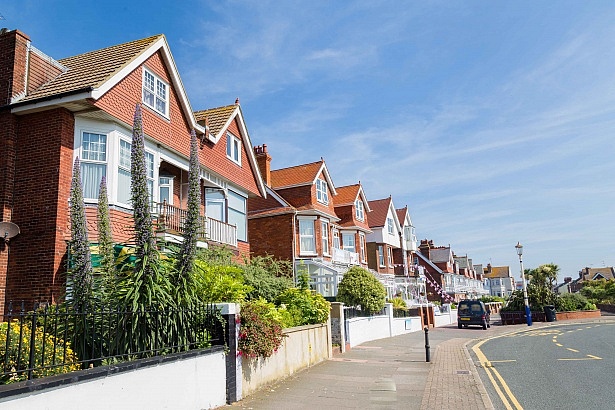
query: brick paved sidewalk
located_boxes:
[420,338,493,410]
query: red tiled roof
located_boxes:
[483,266,511,278]
[367,197,391,228]
[270,160,323,188]
[396,206,407,225]
[20,35,163,102]
[194,104,237,137]
[334,184,360,206]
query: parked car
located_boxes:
[457,300,490,330]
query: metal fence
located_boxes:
[1,302,224,384]
[343,306,387,319]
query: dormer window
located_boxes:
[226,132,241,165]
[355,199,364,220]
[387,217,394,235]
[142,68,169,117]
[316,178,328,204]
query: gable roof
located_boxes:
[367,197,400,230]
[334,184,372,211]
[248,186,295,218]
[194,104,238,143]
[430,247,452,263]
[483,266,511,278]
[270,160,337,195]
[12,34,206,135]
[416,252,443,274]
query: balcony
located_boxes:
[331,248,360,265]
[155,202,237,247]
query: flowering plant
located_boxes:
[238,299,284,358]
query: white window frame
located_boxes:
[316,178,328,204]
[332,229,340,249]
[298,217,317,255]
[158,175,174,206]
[378,245,385,267]
[228,189,247,242]
[387,246,393,267]
[117,137,155,208]
[321,220,330,256]
[355,199,364,221]
[226,132,241,166]
[80,131,108,201]
[359,233,366,262]
[142,68,169,118]
[387,217,394,235]
[342,233,355,253]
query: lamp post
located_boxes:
[515,242,532,326]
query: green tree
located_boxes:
[527,263,559,290]
[97,175,115,302]
[174,129,200,305]
[240,255,293,302]
[68,157,93,311]
[337,267,386,314]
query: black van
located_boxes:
[457,300,490,330]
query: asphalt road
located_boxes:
[470,320,615,410]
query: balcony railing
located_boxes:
[155,202,237,247]
[332,247,360,265]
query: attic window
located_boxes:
[316,178,328,204]
[143,68,169,117]
[226,132,241,165]
[355,199,364,221]
[387,217,394,235]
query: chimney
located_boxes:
[254,144,271,187]
[0,29,30,106]
[564,277,572,283]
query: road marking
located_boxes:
[558,355,602,361]
[587,354,602,360]
[555,343,563,347]
[473,339,523,410]
[566,348,579,353]
[489,359,517,363]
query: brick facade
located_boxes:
[248,213,294,261]
[3,108,75,312]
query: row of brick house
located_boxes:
[0,29,489,315]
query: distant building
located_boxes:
[482,264,515,297]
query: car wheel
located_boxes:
[487,323,491,328]
[482,321,487,330]
[458,322,462,329]
[463,324,468,328]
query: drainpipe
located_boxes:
[291,210,298,284]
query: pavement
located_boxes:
[221,314,615,410]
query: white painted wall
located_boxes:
[0,352,227,410]
[242,322,332,397]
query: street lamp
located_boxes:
[515,242,532,326]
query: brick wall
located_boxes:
[4,108,75,313]
[248,213,294,261]
[0,30,29,105]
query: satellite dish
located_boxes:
[0,221,20,241]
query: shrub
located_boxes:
[276,288,330,327]
[337,267,386,314]
[556,293,596,311]
[193,261,252,303]
[238,299,285,358]
[0,320,80,384]
[240,256,293,302]
[481,295,505,303]
[390,297,407,309]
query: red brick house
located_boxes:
[365,197,403,298]
[249,149,373,297]
[416,240,487,303]
[0,30,265,314]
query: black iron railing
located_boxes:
[343,306,387,319]
[1,302,224,384]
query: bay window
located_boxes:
[321,220,329,255]
[80,132,107,200]
[342,233,355,253]
[378,245,385,267]
[299,218,316,254]
[359,233,366,262]
[117,139,154,206]
[228,190,247,241]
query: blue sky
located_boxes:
[4,1,615,281]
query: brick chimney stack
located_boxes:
[254,144,271,187]
[0,29,30,106]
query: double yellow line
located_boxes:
[472,337,524,410]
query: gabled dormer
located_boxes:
[366,196,402,247]
[395,206,417,252]
[270,159,338,219]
